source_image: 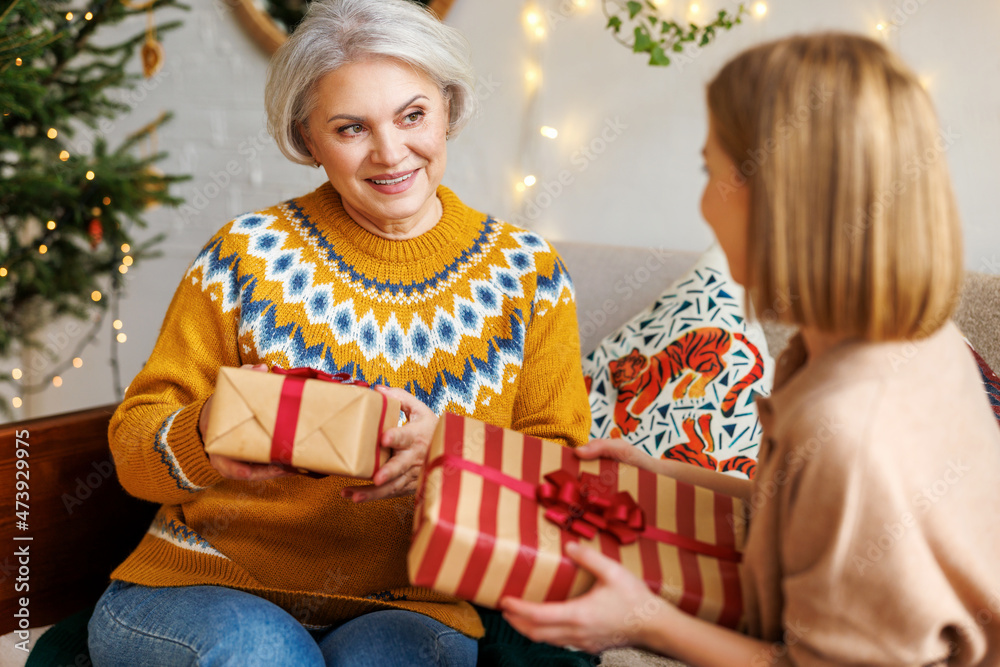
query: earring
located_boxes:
[314,159,321,168]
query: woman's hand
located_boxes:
[342,385,438,503]
[200,364,293,482]
[577,439,753,500]
[575,438,667,474]
[500,541,675,654]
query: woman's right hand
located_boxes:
[199,364,293,482]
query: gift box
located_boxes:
[204,367,399,479]
[408,413,746,629]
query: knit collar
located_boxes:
[295,181,484,266]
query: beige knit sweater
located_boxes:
[742,322,1000,665]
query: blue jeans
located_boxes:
[88,580,477,666]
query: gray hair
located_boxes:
[265,0,478,165]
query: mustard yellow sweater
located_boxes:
[108,183,591,637]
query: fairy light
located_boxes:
[38,244,48,254]
[85,170,95,180]
[524,8,541,27]
[515,182,527,193]
[15,58,22,66]
[85,12,93,20]
[47,128,58,139]
[0,268,7,277]
[11,369,22,380]
[91,290,101,302]
[73,357,83,368]
[122,255,133,266]
[104,197,112,206]
[540,126,559,139]
[876,22,885,31]
[91,206,102,216]
[46,220,56,230]
[113,319,123,330]
[689,2,700,15]
[753,2,767,16]
[12,397,22,409]
[65,12,73,20]
[52,376,62,388]
[120,243,130,252]
[59,150,69,161]
[119,265,128,274]
[117,333,127,343]
[523,175,537,187]
[572,0,588,6]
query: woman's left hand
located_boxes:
[500,541,674,654]
[341,385,437,503]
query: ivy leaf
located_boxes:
[626,1,642,19]
[607,15,623,32]
[632,26,654,53]
[649,44,671,66]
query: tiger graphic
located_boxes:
[661,413,758,479]
[607,327,765,438]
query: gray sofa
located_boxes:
[1,243,996,667]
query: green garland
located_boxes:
[603,1,746,67]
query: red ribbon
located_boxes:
[423,454,741,562]
[269,367,384,477]
[536,470,646,545]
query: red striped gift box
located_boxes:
[408,413,746,629]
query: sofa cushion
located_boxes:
[583,245,773,480]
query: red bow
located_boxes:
[536,470,646,545]
[272,367,370,388]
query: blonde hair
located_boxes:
[707,33,963,341]
[265,0,478,166]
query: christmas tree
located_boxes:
[0,0,188,414]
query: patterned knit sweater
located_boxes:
[107,183,591,638]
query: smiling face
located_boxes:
[299,58,449,238]
[700,118,750,285]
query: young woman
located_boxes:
[502,33,1000,666]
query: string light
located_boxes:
[0,268,6,277]
[59,150,69,161]
[11,369,22,380]
[113,320,123,329]
[876,22,885,31]
[753,2,767,17]
[117,333,127,343]
[120,243,130,252]
[122,255,133,266]
[38,244,48,254]
[86,170,95,180]
[524,8,541,27]
[91,206,102,216]
[52,376,62,388]
[540,126,559,139]
[689,2,700,15]
[47,128,58,139]
[65,12,73,20]
[515,182,527,193]
[119,265,128,274]
[91,291,101,302]
[46,220,56,230]
[73,357,83,368]
[12,397,21,409]
[15,58,22,66]
[104,197,112,206]
[523,175,537,187]
[85,12,93,20]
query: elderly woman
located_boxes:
[86,0,590,665]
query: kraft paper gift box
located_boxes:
[204,367,399,479]
[409,413,747,629]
